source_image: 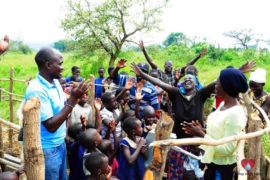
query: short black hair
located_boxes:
[101,92,113,104]
[71,66,80,72]
[67,123,83,141]
[35,47,62,69]
[122,117,140,134]
[78,128,98,147]
[85,152,108,174]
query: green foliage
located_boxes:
[61,0,168,65]
[262,132,270,157]
[9,40,32,54]
[163,32,189,47]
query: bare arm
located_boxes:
[122,138,146,164]
[131,63,176,94]
[187,48,207,66]
[109,59,127,80]
[139,40,158,69]
[94,98,102,133]
[43,82,91,132]
[260,96,270,119]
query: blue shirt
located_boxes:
[24,74,67,149]
[65,76,83,83]
[113,73,160,115]
[95,77,105,98]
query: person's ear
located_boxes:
[45,61,52,69]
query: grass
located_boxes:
[0,50,270,122]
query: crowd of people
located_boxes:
[1,41,269,180]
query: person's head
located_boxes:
[78,128,102,150]
[249,68,266,96]
[85,152,111,179]
[182,74,197,91]
[0,171,19,180]
[123,110,135,120]
[35,47,64,80]
[150,69,159,78]
[101,92,117,111]
[108,66,114,76]
[185,65,198,76]
[137,62,149,82]
[98,67,105,78]
[143,106,156,126]
[164,60,173,73]
[71,66,81,82]
[68,122,83,141]
[123,117,142,138]
[98,139,114,163]
[216,68,248,98]
[78,93,88,106]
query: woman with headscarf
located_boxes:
[182,68,249,180]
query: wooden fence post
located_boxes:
[0,123,5,171]
[23,97,44,180]
[88,75,96,127]
[9,68,14,149]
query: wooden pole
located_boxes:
[146,110,174,180]
[9,68,14,149]
[23,97,44,180]
[88,75,96,127]
[0,122,5,171]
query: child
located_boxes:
[78,128,103,178]
[117,117,147,180]
[99,139,119,177]
[68,94,93,127]
[84,152,112,180]
[67,123,86,180]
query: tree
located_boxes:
[61,0,168,65]
[223,29,262,49]
[163,32,189,47]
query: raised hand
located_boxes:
[174,69,183,82]
[0,35,9,55]
[135,89,144,101]
[109,120,116,132]
[94,98,102,110]
[125,78,135,90]
[199,48,208,58]
[117,59,127,69]
[80,115,87,130]
[239,60,256,73]
[139,40,145,50]
[70,80,91,100]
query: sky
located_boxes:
[0,0,270,48]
